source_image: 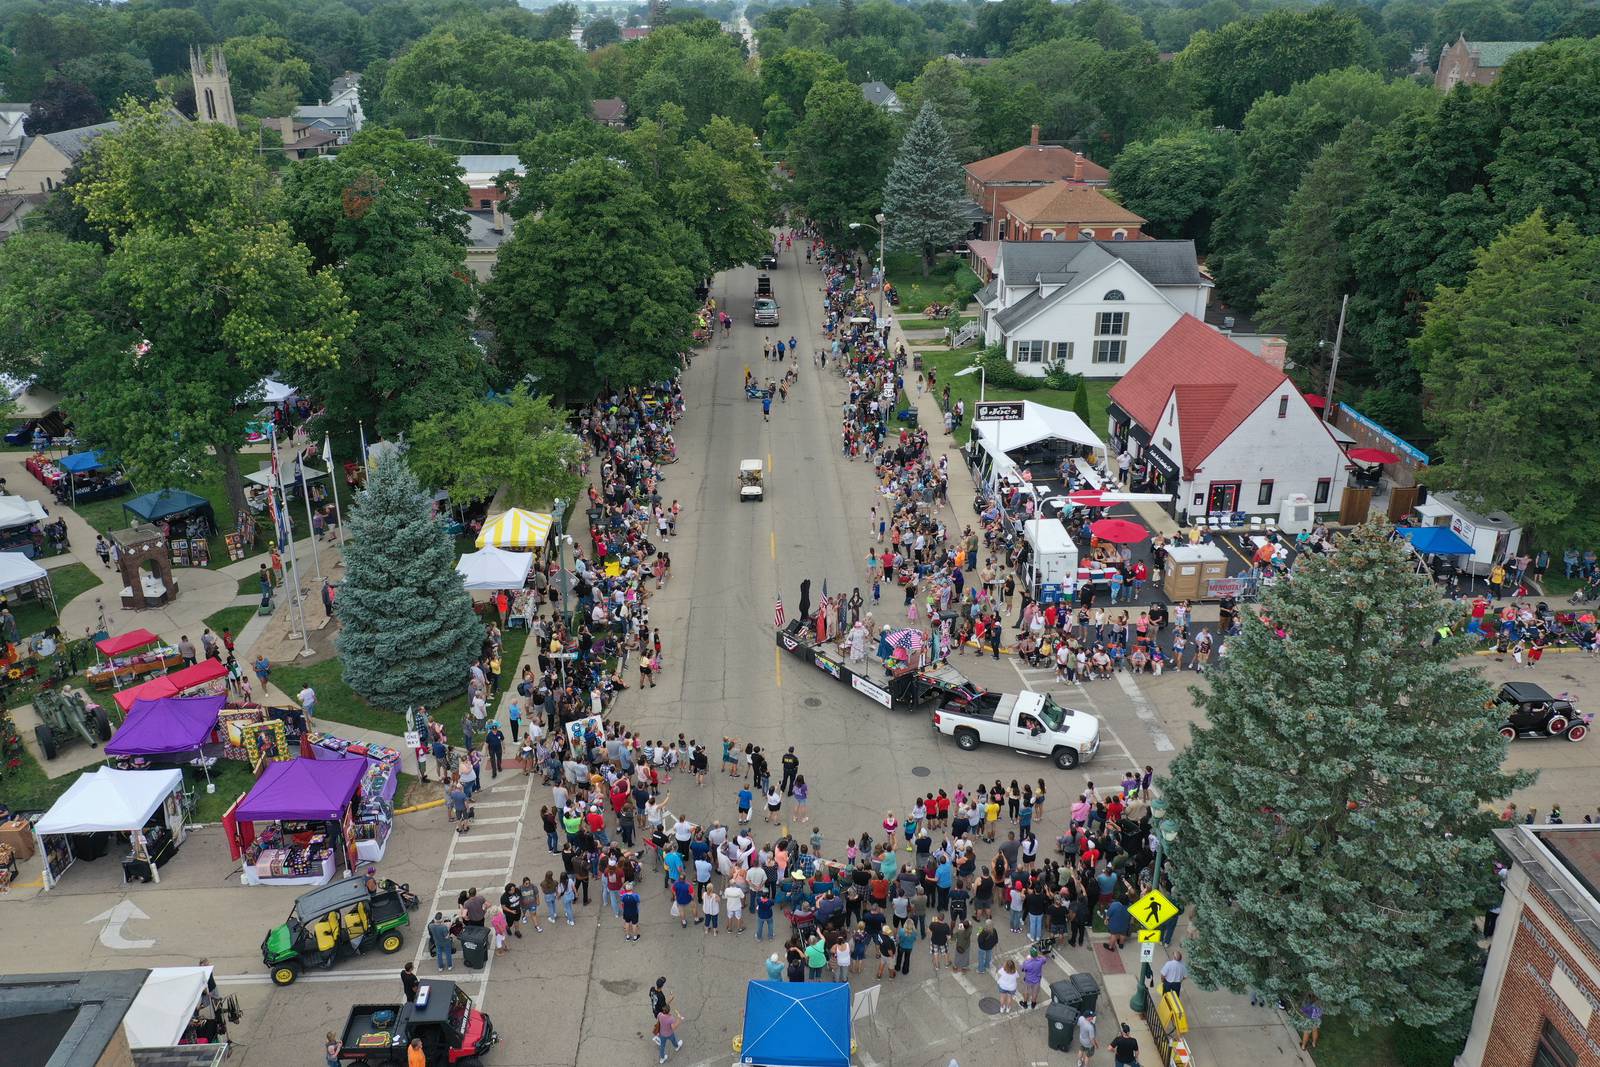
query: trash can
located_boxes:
[1046,1002,1078,1052]
[1050,979,1080,1007]
[1069,972,1100,1016]
[459,924,491,970]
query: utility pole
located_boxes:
[1323,293,1349,424]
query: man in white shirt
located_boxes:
[297,685,317,719]
[1160,951,1187,998]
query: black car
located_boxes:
[759,253,779,270]
[1494,682,1590,742]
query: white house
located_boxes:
[1106,315,1348,523]
[976,240,1212,379]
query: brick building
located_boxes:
[1435,35,1540,90]
[1001,182,1147,242]
[1458,824,1600,1067]
[963,126,1109,241]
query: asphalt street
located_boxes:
[10,242,1593,1067]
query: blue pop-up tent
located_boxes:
[58,450,104,473]
[739,981,851,1067]
[1397,526,1473,556]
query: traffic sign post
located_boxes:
[1141,942,1155,963]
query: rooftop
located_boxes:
[1465,39,1541,67]
[966,143,1109,186]
[1498,824,1600,958]
[41,120,121,162]
[591,97,627,125]
[0,970,150,1067]
[1004,182,1144,226]
[860,81,900,109]
[998,239,1206,288]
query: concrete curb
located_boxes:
[394,799,444,815]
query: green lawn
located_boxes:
[897,315,975,332]
[885,251,982,313]
[917,351,1114,444]
[0,723,75,812]
[71,462,288,566]
[1310,1017,1455,1067]
[202,605,257,642]
[274,626,528,747]
[14,562,101,636]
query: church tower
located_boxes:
[190,46,238,129]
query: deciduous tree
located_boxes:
[789,79,895,242]
[409,393,584,508]
[1109,129,1237,246]
[1163,523,1526,1039]
[1415,213,1600,545]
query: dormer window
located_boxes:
[1103,290,1125,301]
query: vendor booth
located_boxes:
[89,628,183,690]
[124,966,216,1050]
[53,450,129,505]
[1396,525,1475,582]
[475,508,554,549]
[737,981,852,1067]
[0,494,63,558]
[113,658,228,712]
[968,401,1105,495]
[228,757,366,886]
[301,731,399,861]
[105,694,226,786]
[123,489,218,567]
[0,550,55,616]
[456,544,534,590]
[33,767,187,889]
[1411,491,1522,576]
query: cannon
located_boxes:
[33,688,111,760]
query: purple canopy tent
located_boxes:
[235,757,365,822]
[105,694,226,788]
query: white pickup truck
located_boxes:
[932,690,1101,769]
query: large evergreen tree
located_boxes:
[1161,523,1528,1037]
[881,101,968,276]
[336,457,484,711]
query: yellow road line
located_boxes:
[771,530,776,559]
[774,646,782,687]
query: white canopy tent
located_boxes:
[969,401,1105,490]
[0,494,48,530]
[34,767,186,889]
[0,550,53,614]
[244,463,328,488]
[456,544,534,590]
[258,378,297,404]
[125,966,214,1049]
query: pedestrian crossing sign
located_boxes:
[1129,889,1178,931]
[1137,928,1163,943]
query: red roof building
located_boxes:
[964,125,1110,241]
[1106,315,1347,522]
[1001,182,1146,243]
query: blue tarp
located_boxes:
[739,981,850,1067]
[1398,526,1474,556]
[59,450,105,473]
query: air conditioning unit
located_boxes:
[1279,493,1314,534]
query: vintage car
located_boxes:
[1494,681,1590,742]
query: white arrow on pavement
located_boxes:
[87,900,156,950]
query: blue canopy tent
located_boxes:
[1398,526,1473,556]
[58,450,105,506]
[123,489,216,530]
[739,981,851,1067]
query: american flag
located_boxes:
[774,597,785,628]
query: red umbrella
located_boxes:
[1302,393,1327,410]
[1090,518,1148,544]
[1347,447,1399,464]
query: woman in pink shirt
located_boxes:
[1071,796,1091,827]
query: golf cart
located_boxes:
[1493,682,1591,742]
[739,459,764,502]
[262,875,410,986]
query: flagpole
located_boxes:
[297,451,324,585]
[323,435,346,553]
[271,425,315,658]
[359,420,371,481]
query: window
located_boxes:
[1533,1021,1579,1067]
[1112,229,1128,241]
[1040,230,1054,241]
[1079,229,1095,240]
[1103,290,1125,301]
[1278,396,1289,419]
[1095,312,1128,336]
[1052,342,1074,363]
[1257,481,1274,506]
[479,198,493,209]
[1314,478,1331,504]
[204,88,217,121]
[1012,340,1046,363]
[1092,340,1127,364]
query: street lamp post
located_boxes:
[1130,797,1180,1015]
[552,498,570,622]
[848,213,887,318]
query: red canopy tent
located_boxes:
[113,659,228,712]
[95,629,160,656]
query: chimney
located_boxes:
[1072,153,1085,182]
[491,199,505,234]
[1257,337,1287,371]
[1030,124,1040,146]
